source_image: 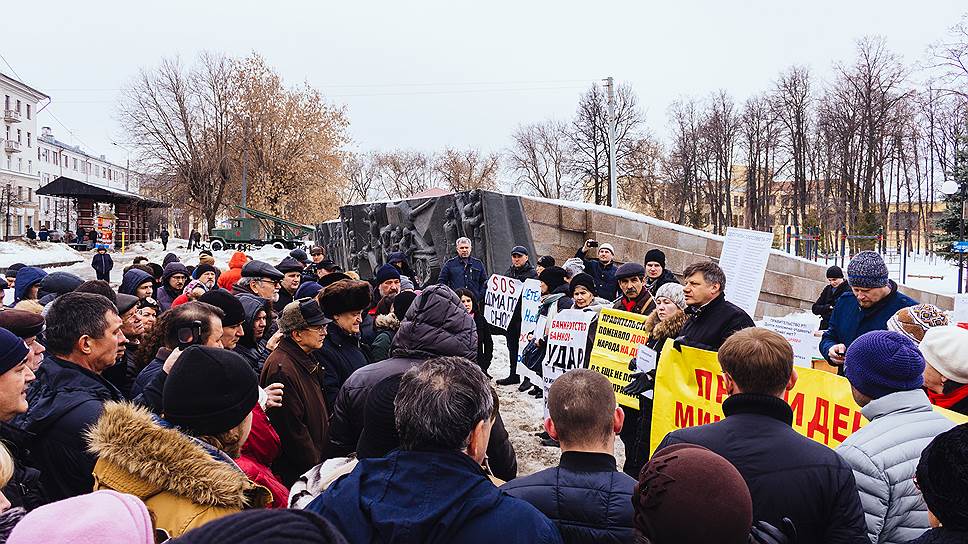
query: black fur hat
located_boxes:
[318,279,372,317]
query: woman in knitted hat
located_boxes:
[920,325,968,416]
[87,346,272,537]
[909,424,968,543]
[315,280,373,409]
[886,304,948,345]
[569,272,611,313]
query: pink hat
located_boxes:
[8,490,154,544]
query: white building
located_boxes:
[0,72,47,238]
[36,126,140,232]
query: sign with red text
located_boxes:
[650,342,968,456]
[587,308,650,408]
[483,274,523,330]
[541,309,594,400]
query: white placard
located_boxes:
[516,279,543,384]
[541,309,595,416]
[635,345,658,399]
[953,294,968,324]
[718,227,774,317]
[762,316,821,367]
[483,274,523,330]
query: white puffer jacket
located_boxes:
[836,389,955,544]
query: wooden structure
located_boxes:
[37,176,169,246]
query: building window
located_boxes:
[3,96,8,110]
[17,159,22,172]
[27,188,32,202]
[26,104,30,120]
[17,186,22,200]
[73,158,77,170]
[26,132,31,148]
[15,100,20,113]
[27,160,31,174]
[16,129,21,143]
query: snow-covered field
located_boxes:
[488,335,625,477]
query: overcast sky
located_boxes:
[3,1,966,166]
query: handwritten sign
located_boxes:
[762,316,821,368]
[516,279,543,384]
[541,310,595,410]
[587,308,649,408]
[483,274,523,330]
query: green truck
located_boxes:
[208,205,315,251]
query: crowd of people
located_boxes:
[0,234,961,543]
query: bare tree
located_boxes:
[376,150,436,199]
[120,53,238,232]
[433,147,499,192]
[506,120,574,199]
[340,151,382,205]
[773,66,812,232]
[931,16,968,99]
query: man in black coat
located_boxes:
[812,265,848,330]
[502,369,634,543]
[655,328,869,544]
[15,293,126,501]
[327,285,518,481]
[576,239,618,300]
[678,261,755,351]
[643,248,679,296]
[496,245,538,387]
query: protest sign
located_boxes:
[541,310,594,403]
[718,227,774,317]
[587,308,649,408]
[650,342,968,456]
[483,274,522,329]
[761,316,821,367]
[953,294,968,324]
[516,279,543,383]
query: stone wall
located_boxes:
[521,196,953,318]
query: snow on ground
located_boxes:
[0,240,86,268]
[488,334,625,477]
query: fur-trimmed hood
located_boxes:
[86,402,270,509]
[374,312,400,331]
[644,307,687,342]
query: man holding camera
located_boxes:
[576,239,618,301]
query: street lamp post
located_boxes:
[941,178,965,293]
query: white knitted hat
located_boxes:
[920,326,968,383]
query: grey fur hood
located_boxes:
[390,285,478,362]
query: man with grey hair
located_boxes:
[438,237,488,302]
[678,260,754,350]
[307,356,562,544]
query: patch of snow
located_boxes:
[0,240,85,269]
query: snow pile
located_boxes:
[0,240,84,268]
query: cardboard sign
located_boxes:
[718,227,774,317]
[761,316,821,368]
[541,310,595,405]
[483,274,523,330]
[587,308,650,408]
[516,279,543,384]
[650,342,968,456]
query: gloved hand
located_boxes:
[749,518,797,544]
[621,369,656,396]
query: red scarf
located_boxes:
[927,384,968,409]
[622,298,636,312]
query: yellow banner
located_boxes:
[588,308,650,408]
[650,342,968,456]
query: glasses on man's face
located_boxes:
[257,279,281,288]
[171,275,188,282]
[305,325,325,333]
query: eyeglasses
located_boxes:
[256,279,281,287]
[171,275,188,281]
[304,325,326,332]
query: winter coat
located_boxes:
[237,405,288,509]
[16,354,123,501]
[472,310,494,371]
[501,451,634,544]
[86,402,272,538]
[36,271,83,303]
[836,389,956,544]
[274,285,296,314]
[0,422,46,510]
[678,293,755,350]
[813,281,851,330]
[91,252,113,275]
[369,313,400,363]
[260,337,330,487]
[504,262,538,282]
[613,287,655,316]
[289,456,358,509]
[101,343,139,400]
[131,348,167,400]
[645,268,679,296]
[13,267,46,304]
[907,528,968,543]
[119,268,153,297]
[576,248,618,301]
[657,393,870,544]
[438,255,488,301]
[217,252,248,290]
[160,230,169,241]
[234,295,272,374]
[306,449,562,544]
[315,322,370,412]
[821,281,917,365]
[157,263,190,311]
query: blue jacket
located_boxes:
[91,252,113,275]
[575,249,618,301]
[501,451,634,544]
[438,256,487,300]
[820,282,916,364]
[14,355,123,501]
[306,449,561,544]
[13,266,47,304]
[119,268,153,296]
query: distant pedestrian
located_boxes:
[812,266,849,330]
[37,227,49,242]
[188,228,199,251]
[91,246,114,282]
[24,226,36,241]
[160,227,170,251]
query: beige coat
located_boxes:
[87,402,271,537]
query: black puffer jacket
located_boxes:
[645,268,679,296]
[0,422,46,510]
[906,528,968,543]
[327,285,517,480]
[677,293,755,350]
[234,295,272,373]
[501,452,634,543]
